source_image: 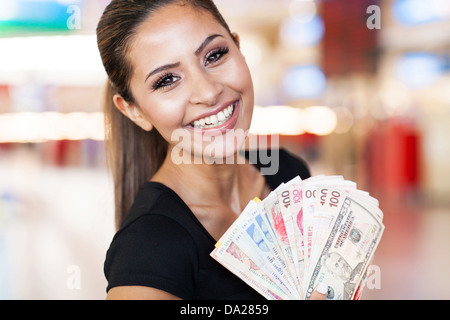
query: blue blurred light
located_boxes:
[283,65,327,99]
[0,0,82,30]
[393,0,444,25]
[396,53,444,87]
[280,15,324,47]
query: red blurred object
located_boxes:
[366,121,421,192]
[321,0,380,76]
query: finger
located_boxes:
[309,283,328,300]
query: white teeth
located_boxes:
[192,102,235,129]
[217,111,225,122]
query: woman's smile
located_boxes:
[186,100,240,136]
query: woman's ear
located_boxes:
[232,32,240,49]
[113,94,153,131]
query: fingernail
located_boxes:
[317,282,328,295]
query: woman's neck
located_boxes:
[151,147,265,214]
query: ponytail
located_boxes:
[103,81,167,229]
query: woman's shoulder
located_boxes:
[119,181,189,230]
[104,183,199,297]
[109,182,202,250]
[108,179,219,253]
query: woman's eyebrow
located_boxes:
[194,33,223,56]
[145,62,180,83]
[145,34,224,83]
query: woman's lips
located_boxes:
[186,100,240,136]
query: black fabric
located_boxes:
[104,149,310,299]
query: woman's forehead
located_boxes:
[128,4,229,80]
[132,4,225,51]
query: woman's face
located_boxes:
[118,3,254,161]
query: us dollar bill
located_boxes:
[305,194,385,300]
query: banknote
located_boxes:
[305,193,384,300]
[300,176,355,278]
[211,175,385,300]
[261,189,299,294]
[211,241,290,300]
[212,199,299,299]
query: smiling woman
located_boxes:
[96,0,317,300]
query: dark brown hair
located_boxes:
[96,0,236,229]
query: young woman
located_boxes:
[97,0,326,300]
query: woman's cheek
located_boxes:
[140,98,184,137]
[230,59,254,118]
[156,108,185,137]
[225,56,253,95]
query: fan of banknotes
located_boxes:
[211,175,385,300]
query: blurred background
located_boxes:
[0,0,449,299]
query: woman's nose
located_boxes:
[189,70,224,107]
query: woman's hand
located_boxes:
[308,283,328,300]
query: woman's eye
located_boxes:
[152,73,180,91]
[204,47,229,66]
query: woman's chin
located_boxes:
[168,122,251,165]
[201,131,247,162]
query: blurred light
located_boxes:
[0,0,82,33]
[250,105,305,136]
[250,105,336,136]
[288,0,317,23]
[240,36,264,68]
[304,106,337,136]
[279,14,324,47]
[2,106,339,143]
[332,107,354,134]
[378,79,412,117]
[0,35,105,86]
[0,1,18,21]
[431,0,450,20]
[283,65,327,99]
[393,0,450,25]
[396,52,444,88]
[0,112,104,143]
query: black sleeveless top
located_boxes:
[104,149,310,299]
